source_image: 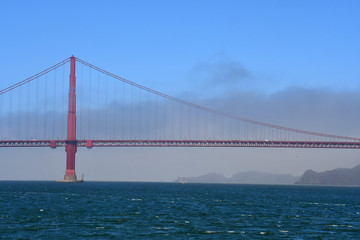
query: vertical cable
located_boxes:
[179,103,182,140]
[138,88,141,139]
[189,107,192,140]
[9,91,12,139]
[212,113,216,140]
[89,68,91,139]
[155,95,158,139]
[105,75,108,139]
[130,86,133,140]
[204,111,207,140]
[172,101,175,139]
[97,71,100,139]
[79,64,83,139]
[122,81,124,140]
[114,78,117,140]
[53,69,56,139]
[253,123,255,141]
[18,85,21,139]
[44,74,47,139]
[245,122,248,141]
[279,129,282,141]
[62,64,65,139]
[163,97,166,139]
[238,120,240,140]
[229,118,232,140]
[196,108,199,140]
[147,91,150,140]
[35,75,39,139]
[221,116,224,140]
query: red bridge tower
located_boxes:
[64,56,77,182]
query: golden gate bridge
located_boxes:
[1,56,359,181]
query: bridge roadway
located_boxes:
[1,140,360,149]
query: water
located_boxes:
[1,182,360,239]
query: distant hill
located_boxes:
[296,164,360,186]
[230,171,299,184]
[175,172,299,185]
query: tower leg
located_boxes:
[64,144,77,181]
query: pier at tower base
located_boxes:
[56,176,81,183]
[56,170,80,182]
[64,174,77,182]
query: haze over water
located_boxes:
[1,181,360,239]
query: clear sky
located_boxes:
[0,0,360,181]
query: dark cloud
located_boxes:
[187,58,286,97]
[189,60,253,93]
[197,60,249,85]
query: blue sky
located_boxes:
[1,0,359,94]
[1,0,360,181]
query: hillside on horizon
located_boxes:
[296,164,360,186]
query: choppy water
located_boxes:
[1,181,360,239]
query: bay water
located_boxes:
[1,181,360,239]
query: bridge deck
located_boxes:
[1,140,360,149]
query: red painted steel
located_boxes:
[1,139,360,149]
[86,140,93,149]
[50,140,56,149]
[64,56,77,181]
